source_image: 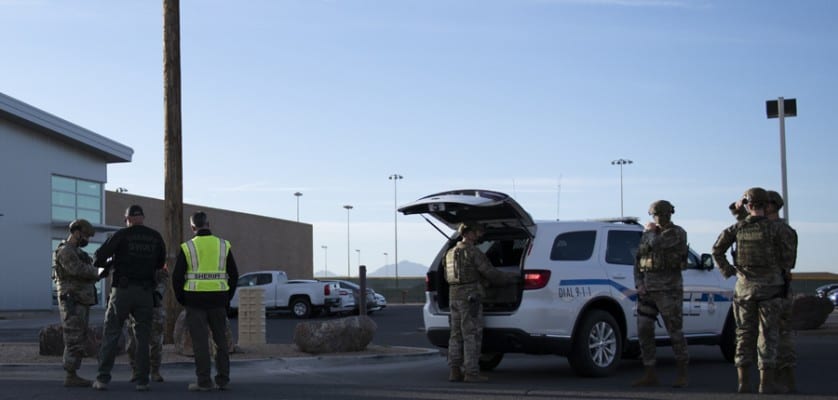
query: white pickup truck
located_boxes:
[229,270,341,318]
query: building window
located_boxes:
[51,175,102,224]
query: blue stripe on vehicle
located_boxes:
[558,279,733,303]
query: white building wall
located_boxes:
[1,119,107,310]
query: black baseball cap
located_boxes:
[125,205,144,217]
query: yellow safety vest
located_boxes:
[181,235,231,292]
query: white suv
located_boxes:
[399,189,736,377]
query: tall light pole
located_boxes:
[293,191,303,222]
[766,97,797,222]
[611,159,633,218]
[343,204,353,278]
[383,252,388,278]
[321,245,328,276]
[388,174,403,288]
[355,249,361,271]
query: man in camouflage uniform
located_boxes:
[127,266,169,383]
[53,219,100,387]
[631,200,689,388]
[765,190,798,392]
[712,187,796,394]
[445,222,517,383]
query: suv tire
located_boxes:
[720,311,736,363]
[478,352,504,371]
[569,310,622,377]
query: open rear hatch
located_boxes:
[399,189,535,312]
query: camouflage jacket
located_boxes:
[53,241,99,305]
[711,216,793,287]
[773,218,798,274]
[633,222,688,292]
[445,241,515,299]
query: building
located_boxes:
[0,92,311,311]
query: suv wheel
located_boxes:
[569,310,622,377]
[478,352,504,371]
[720,311,736,363]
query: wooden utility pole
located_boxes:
[162,0,184,343]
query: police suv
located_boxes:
[399,189,736,377]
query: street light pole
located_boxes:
[611,159,633,218]
[383,252,388,278]
[343,205,353,278]
[293,192,303,222]
[321,245,328,277]
[766,97,797,222]
[355,249,361,271]
[388,174,403,288]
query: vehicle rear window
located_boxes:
[550,231,596,261]
[605,230,641,265]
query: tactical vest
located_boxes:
[734,219,774,268]
[445,245,479,285]
[181,235,231,292]
[637,232,687,272]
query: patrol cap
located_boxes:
[648,200,675,216]
[767,190,784,210]
[69,219,95,236]
[457,222,485,234]
[125,204,144,217]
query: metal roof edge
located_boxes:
[0,91,133,163]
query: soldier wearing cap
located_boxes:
[765,190,799,391]
[92,205,166,391]
[444,222,518,383]
[712,188,796,394]
[631,200,689,388]
[53,219,100,387]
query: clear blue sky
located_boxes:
[2,0,836,276]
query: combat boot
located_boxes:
[631,366,659,387]
[759,368,788,394]
[737,367,751,393]
[463,374,489,383]
[448,367,464,382]
[151,369,164,383]
[777,367,796,393]
[63,370,92,387]
[672,361,688,388]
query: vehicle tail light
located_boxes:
[523,270,551,290]
[324,284,331,295]
[425,273,432,292]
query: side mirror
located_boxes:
[700,253,715,270]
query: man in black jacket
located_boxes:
[172,211,239,391]
[93,205,166,392]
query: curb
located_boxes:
[0,346,440,370]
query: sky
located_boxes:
[2,0,836,277]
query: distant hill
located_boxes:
[368,261,428,277]
[313,261,428,279]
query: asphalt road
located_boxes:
[2,305,838,399]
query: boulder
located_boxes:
[38,323,100,357]
[791,295,834,330]
[173,309,235,356]
[293,315,376,354]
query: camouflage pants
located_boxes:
[448,292,483,376]
[636,289,688,367]
[58,293,91,371]
[733,286,784,369]
[775,291,796,369]
[127,306,166,373]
